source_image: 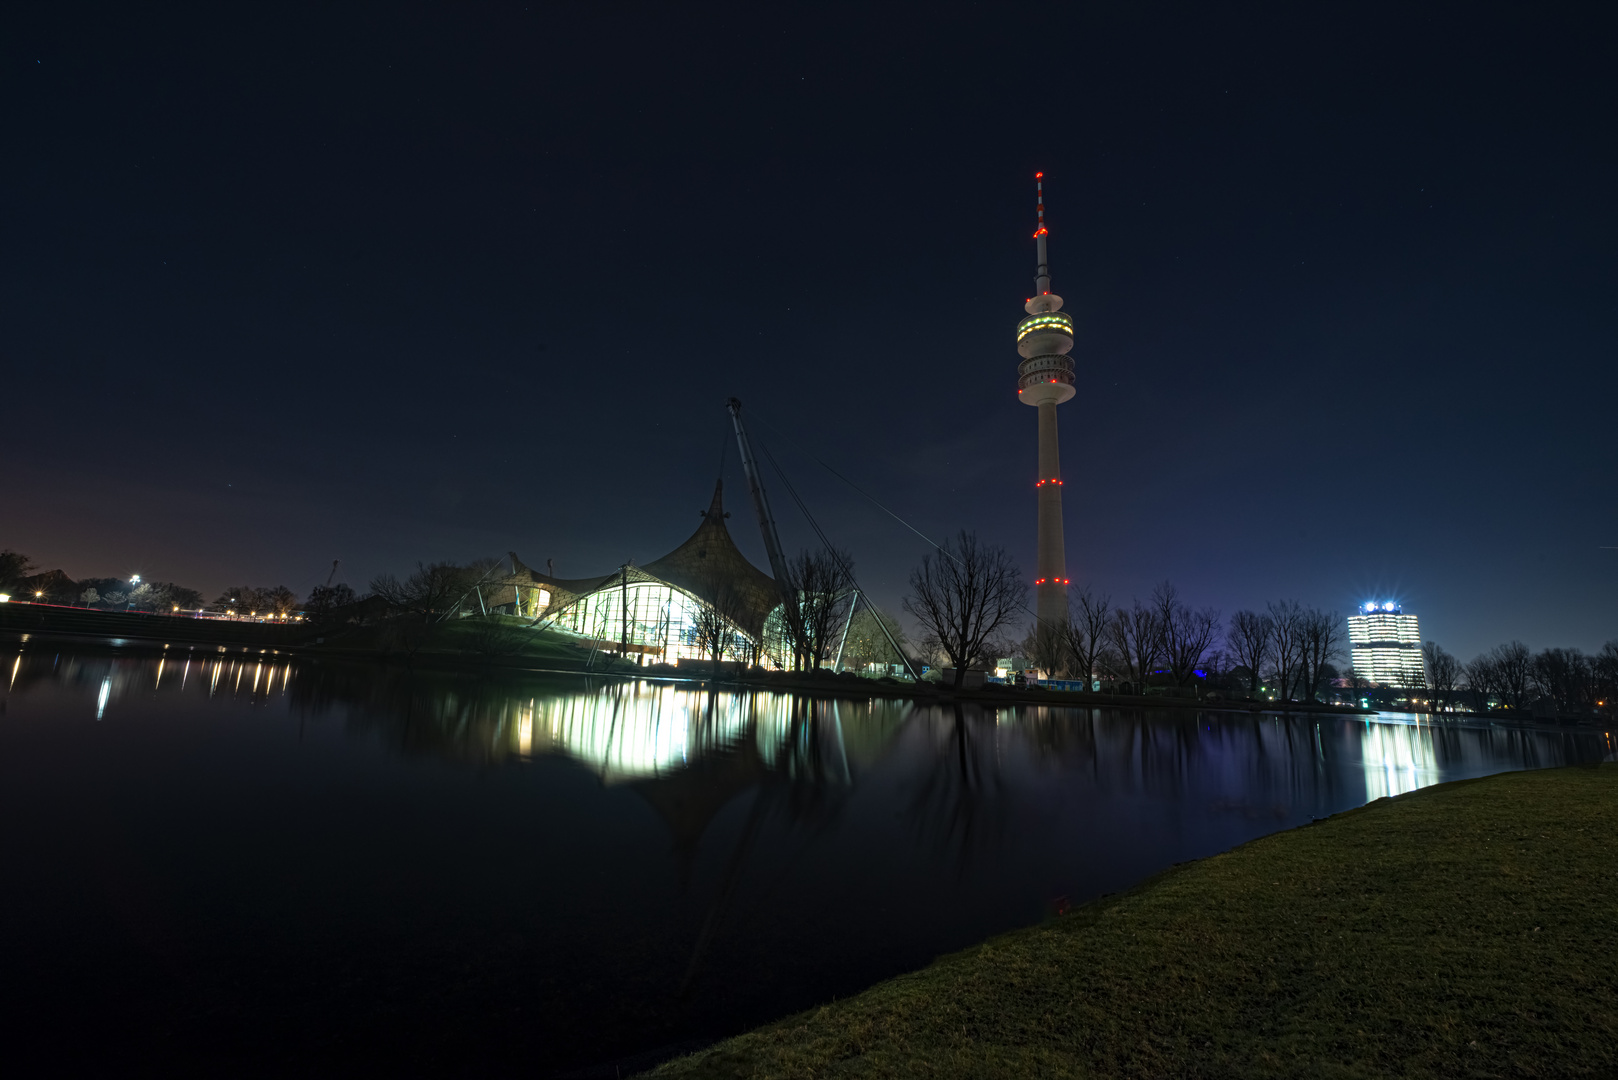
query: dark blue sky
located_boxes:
[4,2,1614,660]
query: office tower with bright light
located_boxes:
[1016,173,1075,629]
[1347,602,1425,687]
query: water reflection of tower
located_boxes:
[1016,173,1076,629]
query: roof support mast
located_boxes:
[725,398,793,593]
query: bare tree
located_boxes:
[1462,654,1497,712]
[1266,600,1304,700]
[1530,647,1588,715]
[0,551,36,590]
[212,586,264,614]
[778,548,854,672]
[1296,608,1344,703]
[1061,587,1111,690]
[1226,610,1273,696]
[1596,642,1618,713]
[370,563,473,621]
[1491,641,1533,710]
[264,585,299,617]
[903,531,1028,690]
[915,634,951,670]
[1025,621,1066,678]
[1422,641,1464,713]
[691,566,748,678]
[1153,581,1221,688]
[1106,600,1162,694]
[840,605,909,674]
[305,583,359,622]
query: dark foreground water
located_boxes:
[1,644,1612,1076]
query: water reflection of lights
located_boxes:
[1362,721,1439,798]
[518,704,533,758]
[96,677,111,720]
[542,684,750,781]
[516,687,848,783]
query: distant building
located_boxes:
[1347,602,1424,687]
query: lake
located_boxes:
[2,643,1610,1076]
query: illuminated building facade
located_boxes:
[1016,174,1076,630]
[1347,602,1425,687]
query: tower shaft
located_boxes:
[1016,173,1076,635]
[1035,401,1067,626]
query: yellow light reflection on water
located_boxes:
[1362,721,1439,799]
[518,705,533,758]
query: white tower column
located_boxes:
[1034,401,1067,626]
[1015,173,1076,632]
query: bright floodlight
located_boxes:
[130,575,141,584]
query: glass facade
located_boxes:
[1347,611,1425,687]
[550,580,761,666]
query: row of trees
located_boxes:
[896,532,1616,715]
[1,550,207,612]
[1030,590,1346,699]
[1422,640,1618,715]
[0,548,359,621]
[897,533,1351,698]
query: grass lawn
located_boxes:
[652,763,1618,1078]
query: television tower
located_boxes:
[1016,172,1075,630]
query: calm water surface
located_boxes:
[2,644,1611,1076]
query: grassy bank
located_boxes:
[652,764,1618,1079]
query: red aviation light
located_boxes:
[1035,172,1043,178]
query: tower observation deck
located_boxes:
[1017,173,1075,630]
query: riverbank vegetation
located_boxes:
[651,763,1618,1079]
[5,543,1612,719]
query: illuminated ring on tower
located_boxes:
[1018,354,1074,391]
[1016,311,1074,342]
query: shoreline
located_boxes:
[9,603,1605,724]
[646,762,1618,1078]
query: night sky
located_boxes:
[4,3,1614,661]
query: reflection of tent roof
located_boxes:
[631,727,767,868]
[512,481,781,634]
